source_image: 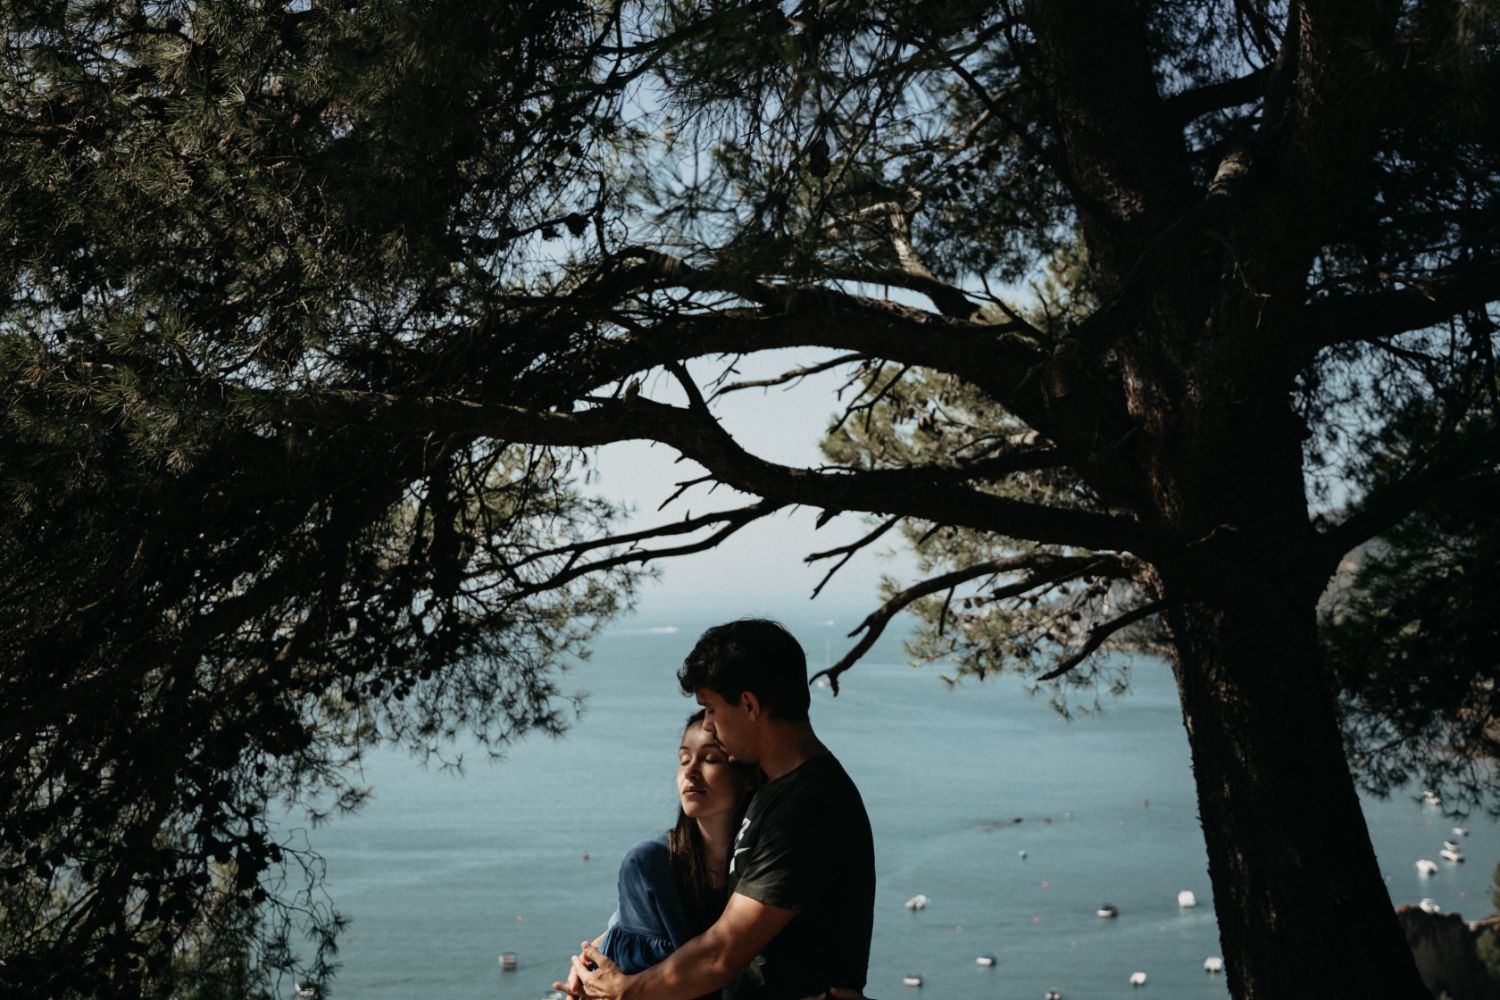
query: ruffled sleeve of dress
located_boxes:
[598,832,697,974]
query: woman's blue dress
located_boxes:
[599,832,698,974]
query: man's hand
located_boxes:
[550,960,584,998]
[552,932,607,997]
[570,940,629,999]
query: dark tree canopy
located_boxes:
[4,1,1500,998]
[2,1,643,994]
[1322,391,1500,815]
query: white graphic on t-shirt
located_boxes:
[730,817,752,875]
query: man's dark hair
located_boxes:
[677,618,810,721]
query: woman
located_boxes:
[556,711,760,996]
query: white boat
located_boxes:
[976,954,997,967]
[1441,848,1465,863]
[1443,840,1463,852]
[1453,826,1470,838]
[1177,890,1197,908]
[1423,790,1442,807]
[1044,990,1063,1000]
[499,952,518,971]
[1097,904,1119,918]
[1416,859,1439,876]
[1204,956,1224,974]
[1130,971,1148,986]
[902,974,923,987]
[1419,898,1442,914]
[295,986,320,999]
[904,894,928,911]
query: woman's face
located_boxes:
[678,722,741,820]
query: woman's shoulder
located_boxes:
[619,831,673,879]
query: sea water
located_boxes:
[285,611,1500,998]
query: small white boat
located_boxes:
[1044,990,1063,1000]
[1204,956,1224,974]
[499,952,518,971]
[902,974,923,987]
[295,986,320,999]
[904,894,928,911]
[1177,890,1197,908]
[1453,826,1470,838]
[1443,840,1463,852]
[976,954,997,967]
[1130,970,1148,986]
[1441,848,1465,863]
[1097,904,1119,918]
[1416,859,1439,876]
[1419,898,1442,914]
[1423,790,1442,807]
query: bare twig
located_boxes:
[713,353,866,398]
[805,516,902,599]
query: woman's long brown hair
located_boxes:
[668,710,762,933]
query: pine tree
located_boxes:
[7,2,1500,997]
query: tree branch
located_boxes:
[810,560,1016,694]
[1164,67,1271,125]
[805,515,902,600]
[1035,599,1166,681]
[505,501,780,570]
[713,353,866,398]
[1293,259,1500,356]
[809,553,1136,692]
[495,501,785,603]
[1318,428,1500,568]
[251,389,1157,556]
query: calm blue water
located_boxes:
[281,611,1500,999]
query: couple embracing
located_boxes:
[554,619,876,1000]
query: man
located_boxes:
[562,619,875,1000]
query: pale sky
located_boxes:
[578,348,919,622]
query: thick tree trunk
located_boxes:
[1164,584,1431,998]
[1139,361,1431,996]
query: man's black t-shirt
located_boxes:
[726,753,875,999]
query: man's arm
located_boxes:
[572,891,795,1000]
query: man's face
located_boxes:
[694,687,756,763]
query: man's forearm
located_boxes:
[616,930,738,1000]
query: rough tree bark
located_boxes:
[1023,1,1431,993]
